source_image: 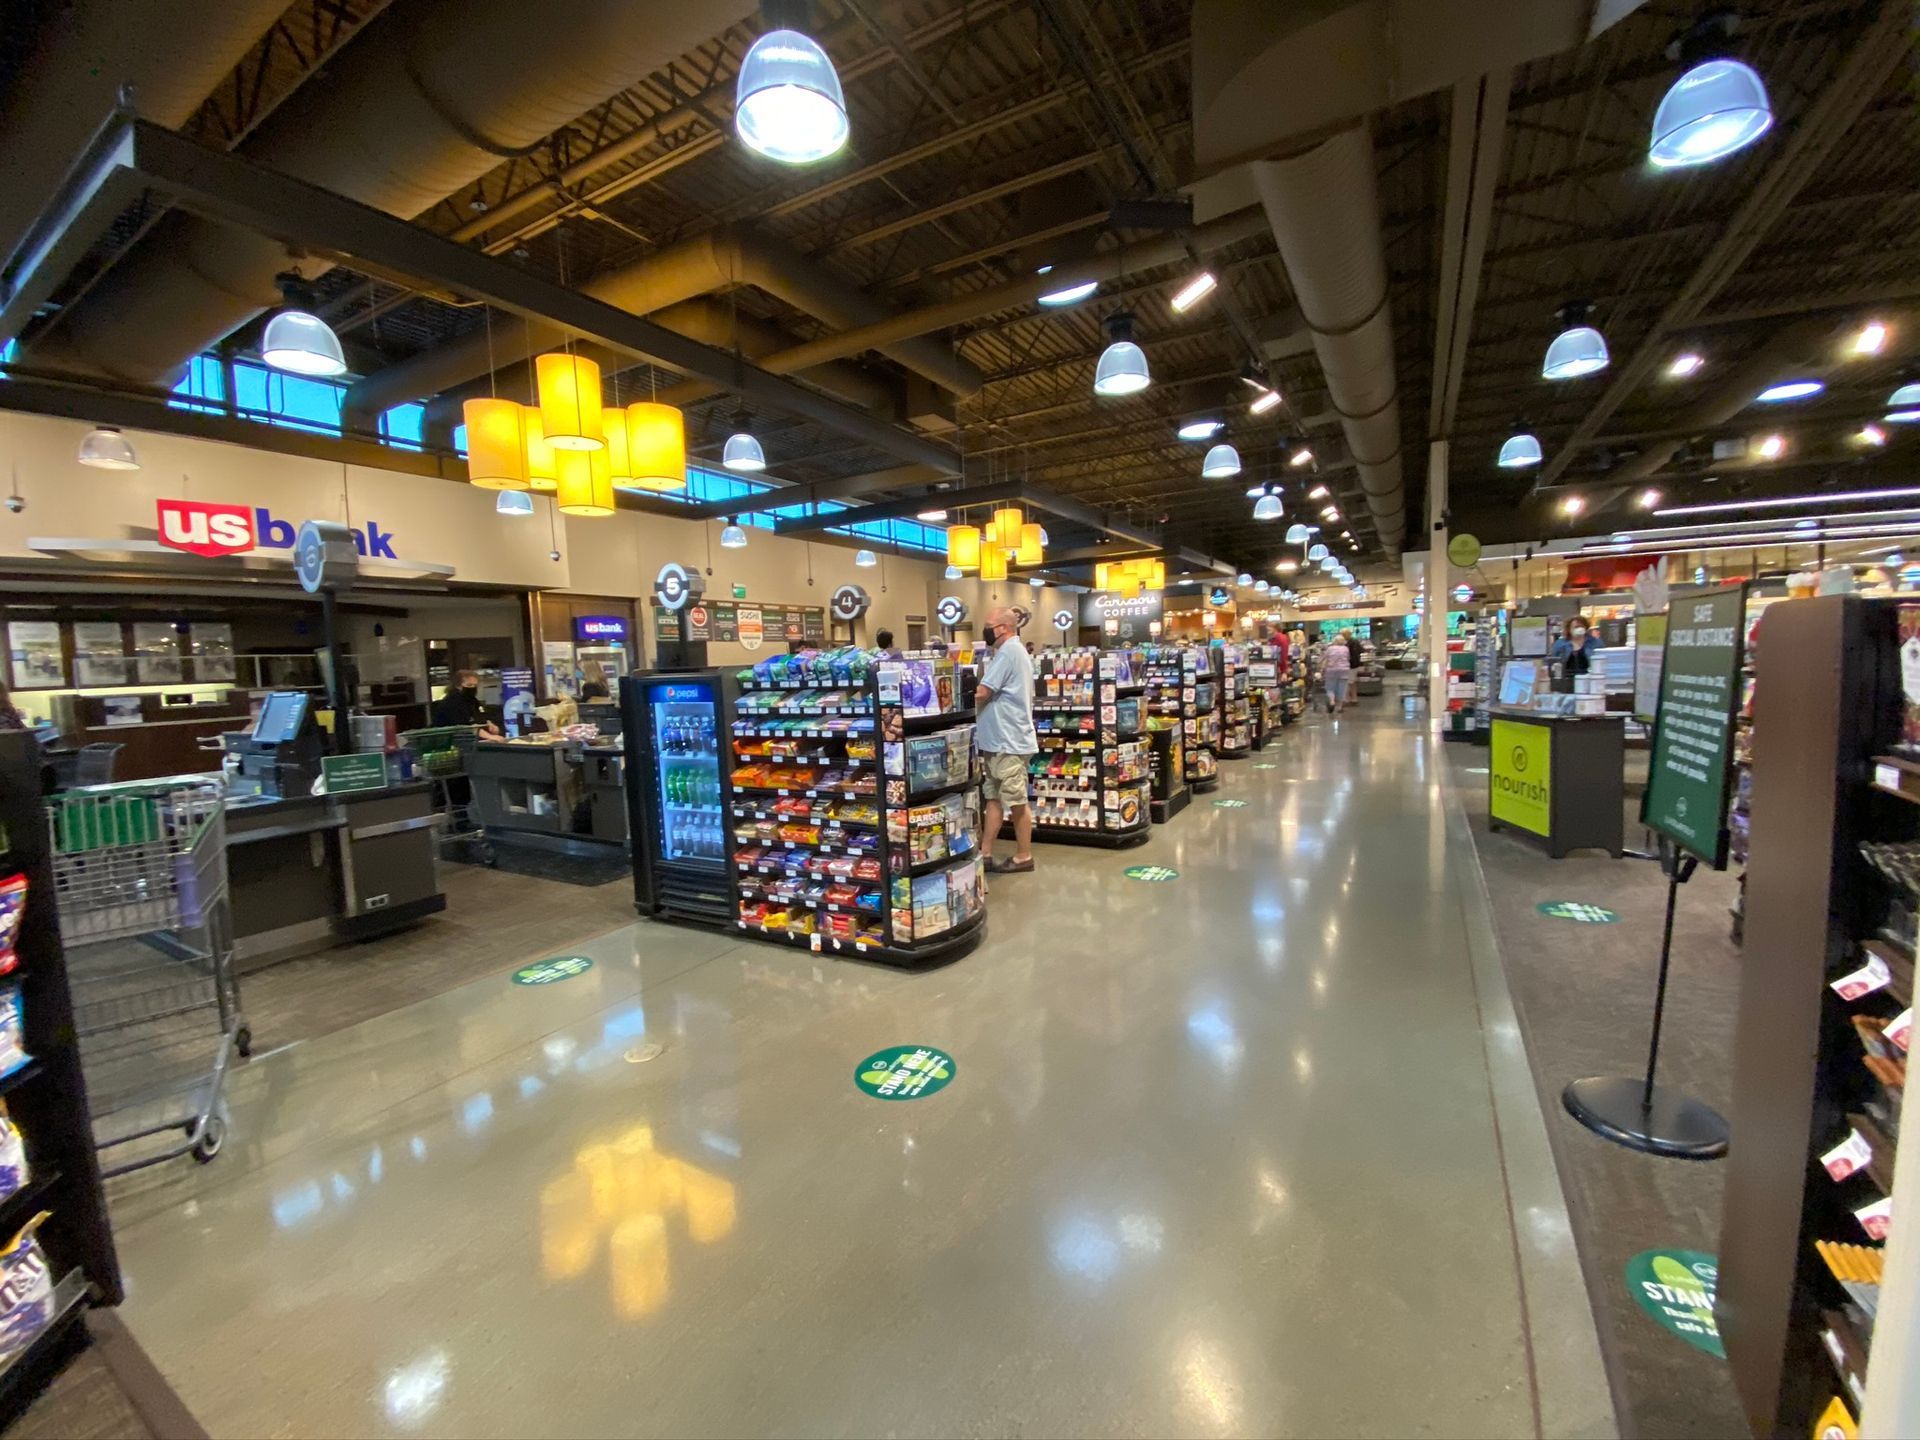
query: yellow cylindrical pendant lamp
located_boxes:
[1016,522,1044,565]
[535,352,604,451]
[947,524,981,569]
[462,397,530,490]
[625,401,686,491]
[523,409,559,491]
[991,506,1024,551]
[556,446,616,517]
[600,405,634,484]
[979,545,1008,581]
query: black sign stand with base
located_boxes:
[1563,838,1729,1159]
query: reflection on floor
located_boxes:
[1449,743,1748,1438]
[105,703,1613,1438]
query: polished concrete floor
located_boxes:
[107,707,1614,1438]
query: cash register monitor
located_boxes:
[251,691,311,745]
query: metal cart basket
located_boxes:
[400,725,495,865]
[47,777,248,1175]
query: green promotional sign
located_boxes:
[855,1046,954,1100]
[321,752,387,794]
[1642,584,1747,867]
[1214,798,1247,809]
[1124,864,1179,882]
[1625,1249,1723,1358]
[1537,901,1619,924]
[511,955,594,986]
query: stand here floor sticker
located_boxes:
[511,955,594,985]
[1626,1249,1723,1358]
[856,1046,955,1100]
[1537,901,1620,924]
[1124,864,1180,882]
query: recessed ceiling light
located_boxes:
[1668,352,1705,378]
[1755,379,1824,403]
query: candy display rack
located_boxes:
[1021,648,1151,847]
[727,649,985,966]
[1219,645,1253,759]
[0,731,121,1426]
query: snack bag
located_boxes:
[0,1104,28,1202]
[0,1213,53,1365]
[0,987,27,1082]
[0,877,24,978]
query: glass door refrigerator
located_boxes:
[621,671,735,926]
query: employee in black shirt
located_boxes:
[431,670,503,737]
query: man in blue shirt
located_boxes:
[973,606,1038,873]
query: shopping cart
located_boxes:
[46,776,248,1175]
[400,725,496,866]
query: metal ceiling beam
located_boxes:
[1428,69,1509,439]
[0,114,961,479]
[1533,4,1916,490]
[771,481,1025,534]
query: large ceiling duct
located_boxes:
[0,0,285,267]
[1251,131,1405,555]
[343,225,985,422]
[25,0,749,386]
[1191,0,1646,559]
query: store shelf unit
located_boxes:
[1719,596,1905,1437]
[727,651,984,967]
[1219,647,1253,759]
[1020,649,1152,847]
[1141,645,1216,796]
[0,732,122,1427]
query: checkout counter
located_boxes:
[468,734,627,851]
[220,691,446,967]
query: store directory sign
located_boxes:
[1642,584,1747,867]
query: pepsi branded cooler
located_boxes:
[623,671,737,926]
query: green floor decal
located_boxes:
[1625,1249,1723,1358]
[511,955,595,985]
[1124,864,1180,882]
[1537,900,1619,924]
[856,1046,955,1100]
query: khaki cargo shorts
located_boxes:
[980,750,1031,809]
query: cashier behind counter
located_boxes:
[431,670,503,737]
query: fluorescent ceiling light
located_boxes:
[1656,486,1920,518]
[1177,418,1224,441]
[1249,389,1282,415]
[1039,279,1098,307]
[1754,379,1824,403]
[1668,352,1705,378]
[1169,272,1218,312]
[735,28,851,165]
[1650,57,1773,169]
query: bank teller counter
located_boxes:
[219,690,445,968]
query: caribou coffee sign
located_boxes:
[156,498,399,560]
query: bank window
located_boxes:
[380,402,426,450]
[169,354,226,415]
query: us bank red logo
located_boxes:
[156,499,254,557]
